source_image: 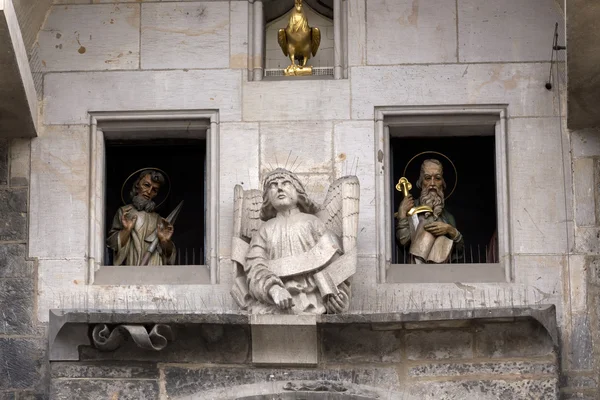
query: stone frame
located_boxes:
[247,0,348,81]
[87,110,219,285]
[375,105,511,284]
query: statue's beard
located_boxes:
[132,195,156,213]
[420,187,444,219]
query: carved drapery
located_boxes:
[91,323,173,352]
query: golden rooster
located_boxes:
[277,0,321,76]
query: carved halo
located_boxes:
[403,151,458,200]
[120,167,172,209]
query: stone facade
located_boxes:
[2,0,595,399]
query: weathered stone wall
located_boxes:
[566,126,600,399]
[0,139,47,398]
[49,320,558,399]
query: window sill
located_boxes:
[387,263,506,284]
[93,265,211,285]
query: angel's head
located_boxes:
[294,0,303,11]
[260,168,320,220]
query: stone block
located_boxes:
[0,189,27,241]
[367,0,457,64]
[405,330,473,360]
[347,0,366,66]
[574,226,600,254]
[322,324,402,363]
[0,339,44,390]
[512,255,563,301]
[351,64,558,119]
[508,118,568,254]
[568,255,588,313]
[242,79,350,122]
[43,69,243,125]
[229,1,248,69]
[304,173,333,205]
[458,0,564,62]
[563,374,598,390]
[9,139,30,187]
[0,139,8,185]
[408,378,558,399]
[38,4,140,71]
[164,366,400,398]
[589,256,600,285]
[29,125,89,259]
[573,158,595,226]
[408,360,556,378]
[0,244,32,278]
[567,311,594,370]
[334,120,376,256]
[560,394,597,400]
[10,393,44,400]
[475,320,554,358]
[251,315,317,365]
[0,279,34,335]
[51,362,159,379]
[50,380,159,400]
[260,121,333,175]
[571,128,600,158]
[141,2,229,69]
[218,122,260,259]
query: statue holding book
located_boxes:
[230,168,360,315]
[395,158,464,263]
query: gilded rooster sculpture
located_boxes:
[277,0,321,76]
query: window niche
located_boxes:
[248,0,348,80]
[375,106,511,284]
[88,111,219,286]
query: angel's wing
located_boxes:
[278,28,289,56]
[317,176,360,252]
[231,185,263,310]
[236,187,263,242]
[311,27,321,56]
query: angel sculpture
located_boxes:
[230,168,359,315]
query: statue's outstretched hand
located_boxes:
[120,205,137,231]
[269,285,293,310]
[157,218,174,242]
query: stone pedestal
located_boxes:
[250,314,318,366]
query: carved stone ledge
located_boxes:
[48,305,557,361]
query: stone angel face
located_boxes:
[230,168,360,315]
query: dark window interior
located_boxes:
[104,138,206,265]
[391,135,497,264]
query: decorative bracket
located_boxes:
[91,324,173,352]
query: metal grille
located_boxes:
[264,67,334,77]
[394,241,498,264]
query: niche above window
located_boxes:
[248,0,348,81]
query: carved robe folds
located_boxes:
[107,206,176,266]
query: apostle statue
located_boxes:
[230,168,360,315]
[396,158,464,263]
[107,169,176,266]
